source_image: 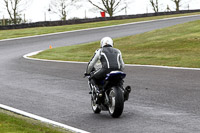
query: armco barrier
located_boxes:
[0,10,200,30]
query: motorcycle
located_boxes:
[85,70,131,118]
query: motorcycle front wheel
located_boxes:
[91,95,101,113]
[108,87,124,118]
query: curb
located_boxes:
[24,50,200,71]
[23,50,87,64]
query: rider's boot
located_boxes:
[88,79,97,94]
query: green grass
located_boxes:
[0,109,72,133]
[32,19,200,68]
[0,12,199,40]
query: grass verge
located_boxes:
[0,109,72,133]
[0,12,200,40]
[32,19,200,68]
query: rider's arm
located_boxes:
[119,51,125,70]
[86,49,101,74]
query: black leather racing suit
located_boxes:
[86,45,125,82]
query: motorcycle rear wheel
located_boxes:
[108,87,124,118]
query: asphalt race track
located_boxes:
[1,15,200,133]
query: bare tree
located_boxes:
[171,0,182,11]
[150,0,159,13]
[3,0,30,24]
[50,0,79,21]
[123,0,133,15]
[88,0,127,17]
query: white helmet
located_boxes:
[100,37,113,48]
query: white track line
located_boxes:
[125,64,200,71]
[23,50,87,64]
[1,14,200,42]
[24,50,200,71]
[0,104,90,133]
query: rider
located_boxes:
[85,37,131,100]
[85,37,125,83]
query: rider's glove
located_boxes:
[84,72,90,77]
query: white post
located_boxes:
[3,15,5,25]
[44,12,46,21]
[146,6,148,14]
[24,14,26,23]
[85,9,87,18]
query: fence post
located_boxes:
[3,15,6,26]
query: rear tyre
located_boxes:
[91,95,101,113]
[108,87,124,118]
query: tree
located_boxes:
[3,0,30,24]
[150,0,159,13]
[50,0,79,21]
[171,0,182,11]
[88,0,127,17]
